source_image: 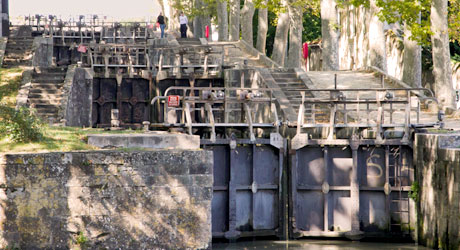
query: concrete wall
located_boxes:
[414,133,460,249]
[64,67,93,127]
[0,150,213,249]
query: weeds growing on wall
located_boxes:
[0,104,43,143]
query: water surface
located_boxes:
[213,240,430,250]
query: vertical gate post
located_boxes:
[349,140,363,238]
[225,139,240,240]
[323,146,329,232]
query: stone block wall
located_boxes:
[0,37,6,66]
[414,133,460,249]
[0,150,213,249]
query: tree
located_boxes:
[241,0,256,45]
[256,1,268,53]
[217,0,229,41]
[321,0,339,70]
[368,0,387,72]
[194,0,205,37]
[286,0,303,68]
[229,0,240,41]
[431,0,455,108]
[402,23,422,87]
[271,0,290,66]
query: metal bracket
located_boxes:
[291,133,309,151]
[251,182,258,194]
[296,92,305,136]
[184,103,193,135]
[271,103,280,134]
[205,103,216,142]
[270,133,284,149]
[244,103,256,142]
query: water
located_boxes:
[213,240,430,250]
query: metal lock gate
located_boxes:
[202,134,287,239]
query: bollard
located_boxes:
[142,121,150,132]
[111,109,120,129]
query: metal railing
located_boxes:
[150,86,280,142]
[291,87,440,141]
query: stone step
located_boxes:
[36,67,68,74]
[32,73,66,81]
[28,98,62,105]
[32,78,65,84]
[271,73,298,78]
[33,104,60,110]
[28,92,62,99]
[30,84,63,90]
[29,88,62,95]
[2,59,30,66]
[8,37,34,41]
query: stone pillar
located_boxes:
[32,37,54,67]
[65,68,93,127]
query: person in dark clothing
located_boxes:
[179,12,188,38]
[157,12,166,38]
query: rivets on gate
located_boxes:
[230,140,237,150]
[384,182,391,196]
[251,182,258,194]
[322,182,330,194]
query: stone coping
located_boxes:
[87,132,201,150]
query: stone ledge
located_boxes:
[87,132,200,150]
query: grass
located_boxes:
[0,67,24,107]
[0,126,146,153]
[0,66,149,153]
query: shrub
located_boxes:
[0,104,43,143]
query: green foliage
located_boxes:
[409,181,420,202]
[303,8,322,42]
[3,245,20,250]
[171,0,217,20]
[449,0,460,42]
[76,231,88,246]
[0,105,43,143]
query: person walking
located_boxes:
[157,12,166,38]
[179,12,188,38]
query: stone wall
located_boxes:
[0,37,6,66]
[0,150,213,249]
[414,133,460,249]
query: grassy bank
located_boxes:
[0,67,23,107]
[0,126,145,153]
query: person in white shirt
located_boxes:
[179,12,188,38]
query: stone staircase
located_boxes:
[176,38,202,46]
[28,67,67,122]
[269,69,313,120]
[2,37,34,68]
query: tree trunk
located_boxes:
[163,0,179,31]
[193,0,204,38]
[241,0,255,45]
[402,24,422,87]
[217,0,229,41]
[256,2,268,53]
[321,0,339,70]
[287,3,303,68]
[368,0,387,72]
[431,0,455,108]
[272,0,289,66]
[229,0,240,41]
